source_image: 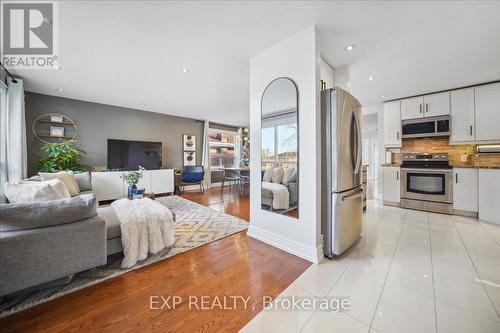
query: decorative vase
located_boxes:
[128,184,137,198]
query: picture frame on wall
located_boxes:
[183,151,196,166]
[183,134,196,151]
[50,115,64,123]
[50,126,65,138]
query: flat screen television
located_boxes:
[107,139,162,171]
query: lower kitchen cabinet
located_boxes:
[478,168,500,225]
[383,166,400,205]
[453,168,478,216]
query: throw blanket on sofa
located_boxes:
[262,181,290,210]
[111,198,175,268]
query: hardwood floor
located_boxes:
[0,188,310,333]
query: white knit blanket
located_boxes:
[111,198,175,268]
[262,181,290,210]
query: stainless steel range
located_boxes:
[401,153,453,214]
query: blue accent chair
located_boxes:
[181,166,205,194]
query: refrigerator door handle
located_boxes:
[353,109,362,175]
[342,189,363,201]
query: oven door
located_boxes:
[401,168,453,203]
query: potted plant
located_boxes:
[121,166,146,198]
[37,140,87,172]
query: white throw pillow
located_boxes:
[39,171,80,196]
[263,168,274,182]
[282,167,296,185]
[271,167,284,184]
[4,179,71,203]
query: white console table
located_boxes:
[91,169,174,201]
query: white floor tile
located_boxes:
[405,209,428,222]
[480,221,500,246]
[428,212,454,226]
[240,284,315,333]
[433,257,498,320]
[293,257,350,297]
[329,264,386,325]
[436,300,500,333]
[244,200,500,332]
[301,311,370,333]
[397,223,431,256]
[371,280,436,333]
[387,248,433,296]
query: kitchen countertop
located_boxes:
[381,164,500,169]
[451,165,500,169]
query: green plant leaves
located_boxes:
[37,140,87,172]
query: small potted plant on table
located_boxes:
[121,166,146,198]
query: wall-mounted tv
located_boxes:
[107,139,162,171]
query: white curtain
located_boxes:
[201,120,211,189]
[0,78,27,192]
[235,128,242,167]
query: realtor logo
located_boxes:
[1,1,59,69]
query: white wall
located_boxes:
[248,26,322,263]
[362,104,384,199]
[333,65,351,92]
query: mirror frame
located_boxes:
[260,77,299,219]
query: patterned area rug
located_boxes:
[0,196,248,318]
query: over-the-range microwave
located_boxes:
[401,115,450,139]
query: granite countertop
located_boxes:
[381,164,500,169]
[451,165,500,169]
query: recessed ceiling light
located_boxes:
[182,67,190,73]
[368,76,376,81]
[380,95,385,98]
[139,103,146,107]
[345,44,356,51]
[57,88,64,91]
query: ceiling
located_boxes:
[11,1,500,126]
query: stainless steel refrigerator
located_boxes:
[321,87,363,258]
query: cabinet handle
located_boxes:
[419,104,422,113]
[397,131,400,140]
[455,173,458,184]
[470,125,473,136]
[426,103,429,113]
[396,171,399,180]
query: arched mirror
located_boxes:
[261,77,299,218]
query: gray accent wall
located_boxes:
[25,92,203,175]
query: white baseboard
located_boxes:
[247,225,323,264]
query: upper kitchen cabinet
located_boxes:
[401,96,423,120]
[401,92,450,120]
[475,82,500,142]
[450,88,475,143]
[383,101,402,148]
[423,92,450,117]
[320,58,334,90]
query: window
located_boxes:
[209,128,239,169]
[261,113,297,170]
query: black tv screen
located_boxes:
[107,139,162,171]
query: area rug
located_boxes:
[0,196,248,318]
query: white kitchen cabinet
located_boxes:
[383,101,402,148]
[450,88,475,143]
[453,168,478,214]
[478,169,500,225]
[383,166,400,205]
[475,82,500,142]
[423,92,450,117]
[401,96,423,120]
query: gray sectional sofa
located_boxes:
[0,172,123,297]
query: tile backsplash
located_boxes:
[389,137,500,167]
